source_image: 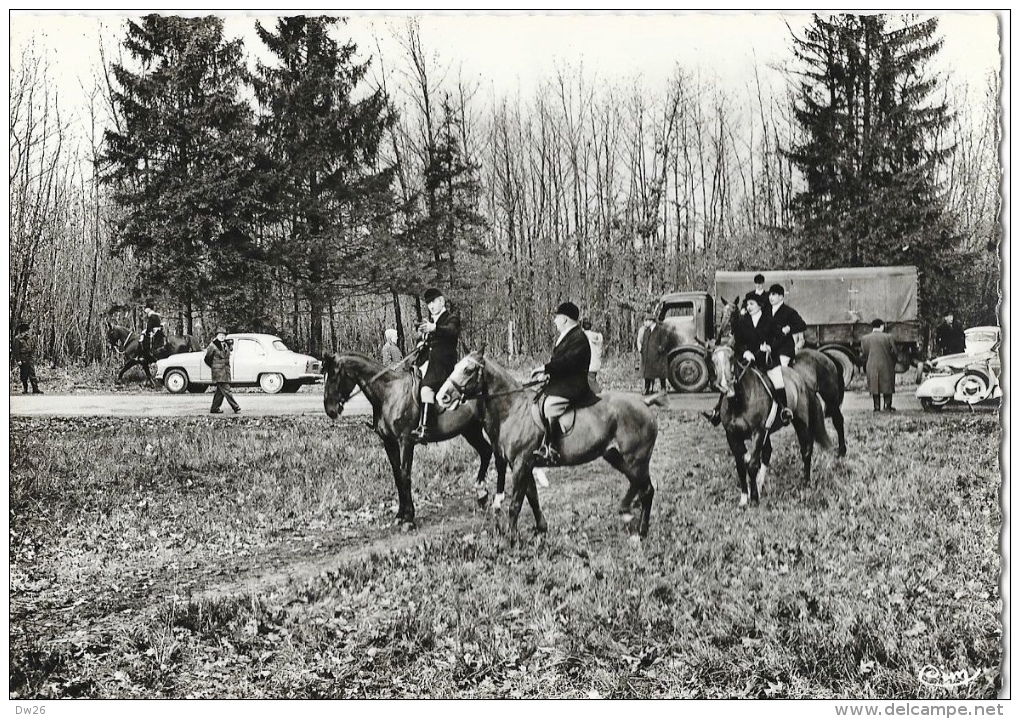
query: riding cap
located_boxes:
[643,312,656,321]
[744,291,763,307]
[871,318,884,328]
[422,287,443,303]
[555,301,580,321]
[753,273,765,284]
[144,300,155,311]
[215,327,228,336]
[768,283,785,296]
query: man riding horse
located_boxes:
[530,301,598,465]
[412,287,461,444]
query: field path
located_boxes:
[10,389,924,415]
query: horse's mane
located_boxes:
[478,353,528,393]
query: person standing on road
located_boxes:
[381,328,403,366]
[205,328,240,414]
[638,313,669,394]
[582,317,604,394]
[859,318,898,412]
[12,322,42,394]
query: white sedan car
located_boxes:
[155,333,323,394]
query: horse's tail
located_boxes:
[643,391,670,409]
[808,390,832,450]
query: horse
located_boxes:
[436,348,668,545]
[709,344,844,506]
[105,322,201,386]
[321,352,508,527]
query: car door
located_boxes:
[231,337,266,383]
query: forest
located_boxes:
[9,13,1002,365]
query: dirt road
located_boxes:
[10,389,926,416]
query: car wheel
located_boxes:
[259,372,285,394]
[668,352,709,393]
[920,396,949,412]
[956,372,990,403]
[164,369,189,394]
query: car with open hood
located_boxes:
[155,333,323,394]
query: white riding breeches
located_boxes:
[420,385,436,403]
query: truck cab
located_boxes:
[652,291,715,392]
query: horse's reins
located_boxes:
[331,346,423,406]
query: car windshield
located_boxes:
[272,340,289,352]
[965,329,999,355]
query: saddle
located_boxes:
[530,391,601,435]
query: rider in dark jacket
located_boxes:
[531,301,596,464]
[412,287,462,443]
[142,301,163,357]
[764,284,808,424]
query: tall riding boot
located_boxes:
[534,418,562,465]
[411,403,435,443]
[775,387,792,425]
[883,394,896,412]
[872,394,881,412]
[643,379,652,395]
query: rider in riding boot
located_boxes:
[764,283,807,426]
[531,301,596,465]
[412,287,461,443]
[142,301,163,357]
[707,281,772,425]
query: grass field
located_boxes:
[9,404,1003,699]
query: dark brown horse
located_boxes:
[436,348,667,545]
[321,352,508,526]
[709,345,842,506]
[105,322,201,386]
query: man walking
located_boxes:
[205,328,240,414]
[935,310,966,356]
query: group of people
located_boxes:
[374,287,600,466]
[723,276,808,423]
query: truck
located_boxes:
[649,266,921,392]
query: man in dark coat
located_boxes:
[860,318,898,412]
[530,301,596,465]
[12,322,42,394]
[764,283,808,425]
[142,300,163,357]
[935,310,966,356]
[412,287,461,443]
[205,327,240,414]
[639,313,669,394]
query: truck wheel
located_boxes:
[821,347,855,387]
[668,352,710,393]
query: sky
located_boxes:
[8,10,1005,124]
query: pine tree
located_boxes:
[251,16,396,355]
[101,15,261,333]
[785,13,960,326]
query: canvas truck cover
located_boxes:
[715,266,918,325]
